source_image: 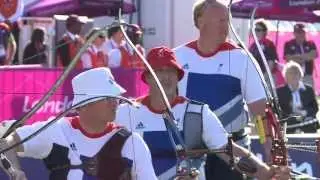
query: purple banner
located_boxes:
[280,0,320,9]
[0,67,148,124]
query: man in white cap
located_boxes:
[0,67,157,180]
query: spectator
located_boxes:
[249,21,278,75]
[125,23,145,69]
[284,23,318,87]
[101,20,132,68]
[56,14,85,68]
[0,21,16,65]
[277,61,319,133]
[80,28,107,69]
[23,28,48,66]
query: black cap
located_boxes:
[66,14,86,27]
[294,23,306,32]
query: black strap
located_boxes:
[231,129,247,142]
[48,128,132,178]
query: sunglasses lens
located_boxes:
[255,28,263,32]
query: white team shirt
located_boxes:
[81,45,100,68]
[15,117,157,180]
[174,41,266,134]
[100,39,132,68]
[115,96,228,180]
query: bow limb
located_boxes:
[118,9,200,178]
[227,1,271,104]
[117,10,186,147]
[118,12,173,114]
[249,5,283,118]
[2,28,105,138]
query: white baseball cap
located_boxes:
[71,67,126,109]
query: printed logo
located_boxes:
[182,64,189,70]
[136,122,145,129]
[217,63,223,72]
[70,143,77,151]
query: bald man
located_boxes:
[174,1,282,179]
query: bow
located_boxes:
[118,8,234,178]
[228,1,319,178]
[0,24,134,175]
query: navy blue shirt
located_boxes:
[284,39,317,75]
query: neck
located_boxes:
[149,89,177,111]
[198,34,224,54]
[79,116,111,134]
[296,39,304,45]
[290,83,300,91]
[112,38,122,46]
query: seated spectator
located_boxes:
[23,28,48,66]
[277,61,319,133]
[249,21,278,75]
[0,21,16,65]
[80,28,106,69]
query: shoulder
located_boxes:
[23,43,33,51]
[264,39,276,47]
[304,84,314,92]
[277,84,290,93]
[186,99,205,106]
[123,132,148,150]
[306,40,316,46]
[185,98,212,114]
[174,41,196,51]
[285,39,295,46]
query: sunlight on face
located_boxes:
[146,66,179,93]
[285,69,301,88]
[79,97,119,124]
[198,3,229,40]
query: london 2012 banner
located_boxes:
[0,67,149,124]
[280,0,320,9]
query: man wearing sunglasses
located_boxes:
[249,21,278,76]
[0,67,157,180]
[284,23,318,87]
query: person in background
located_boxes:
[23,28,48,66]
[125,23,145,69]
[101,20,129,68]
[0,21,16,65]
[284,23,318,87]
[80,28,107,69]
[56,14,85,68]
[249,21,279,77]
[173,1,274,179]
[102,20,144,69]
[277,61,319,133]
